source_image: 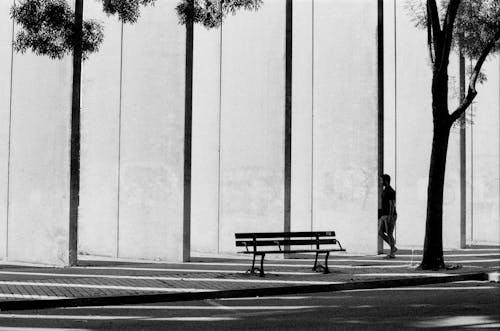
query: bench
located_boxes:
[235,231,345,277]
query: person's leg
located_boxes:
[378,216,390,246]
[386,215,397,255]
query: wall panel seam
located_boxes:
[116,22,124,258]
[310,0,315,231]
[217,16,223,254]
[284,0,292,233]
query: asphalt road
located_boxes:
[0,281,498,330]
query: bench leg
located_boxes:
[312,252,330,274]
[247,253,266,277]
[259,253,266,277]
[323,251,330,274]
[313,252,320,271]
[251,253,257,273]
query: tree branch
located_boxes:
[438,0,460,73]
[427,0,442,66]
[450,29,500,123]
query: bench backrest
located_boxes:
[235,231,337,250]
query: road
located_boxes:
[0,281,498,330]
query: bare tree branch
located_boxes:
[450,29,500,123]
[438,0,460,73]
[427,0,442,66]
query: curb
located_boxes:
[0,272,488,312]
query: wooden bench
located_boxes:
[235,231,345,277]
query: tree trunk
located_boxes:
[420,119,451,270]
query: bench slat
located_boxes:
[235,239,337,247]
[238,248,344,254]
[235,231,335,239]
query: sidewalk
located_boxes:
[0,248,498,311]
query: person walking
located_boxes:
[379,174,397,258]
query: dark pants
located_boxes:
[378,215,397,253]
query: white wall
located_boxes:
[191,1,287,256]
[79,1,188,262]
[467,56,500,245]
[0,2,72,265]
[7,36,72,265]
[191,24,221,255]
[0,1,13,260]
[291,0,313,232]
[117,1,187,261]
[192,0,380,255]
[0,0,189,264]
[218,1,287,254]
[79,3,122,257]
[310,0,379,254]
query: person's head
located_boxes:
[381,174,391,187]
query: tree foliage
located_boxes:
[100,0,156,23]
[176,0,262,28]
[11,0,263,59]
[10,0,104,59]
[407,0,500,68]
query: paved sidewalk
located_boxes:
[0,248,498,311]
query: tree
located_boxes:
[407,0,499,269]
[10,0,261,265]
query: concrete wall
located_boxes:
[467,56,500,245]
[79,0,187,261]
[0,1,13,260]
[1,0,496,265]
[191,24,221,254]
[7,53,72,265]
[0,5,73,265]
[117,1,187,261]
[191,1,287,256]
[309,0,379,254]
[192,0,380,255]
[0,0,188,264]
[290,0,313,232]
[79,3,122,258]
[218,1,287,254]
